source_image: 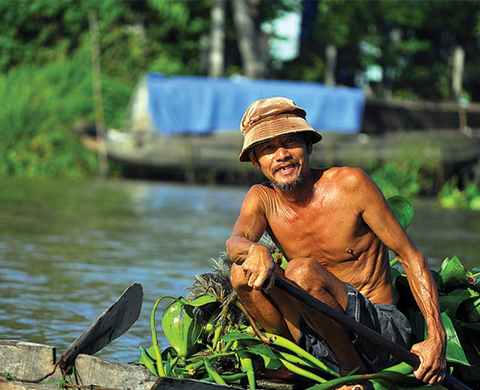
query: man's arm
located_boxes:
[355,169,446,385]
[226,185,276,291]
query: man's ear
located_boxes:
[305,135,313,155]
[247,150,261,170]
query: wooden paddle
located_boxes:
[57,282,143,370]
[272,277,471,390]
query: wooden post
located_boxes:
[452,45,465,104]
[324,41,337,87]
[89,10,108,178]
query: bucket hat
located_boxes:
[238,97,322,162]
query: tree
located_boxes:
[209,0,227,78]
[281,0,480,102]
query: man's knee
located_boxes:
[285,258,319,283]
[284,258,331,290]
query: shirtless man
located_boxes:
[226,97,446,384]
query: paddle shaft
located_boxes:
[273,277,471,390]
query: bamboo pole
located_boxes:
[89,10,108,178]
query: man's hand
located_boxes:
[241,244,276,292]
[410,335,447,385]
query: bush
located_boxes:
[367,159,429,199]
[438,176,480,210]
[0,46,134,179]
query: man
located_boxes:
[226,97,446,384]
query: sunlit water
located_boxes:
[0,178,479,364]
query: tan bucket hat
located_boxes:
[238,97,322,162]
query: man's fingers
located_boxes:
[413,355,445,386]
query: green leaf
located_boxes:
[386,195,414,230]
[247,344,283,370]
[161,299,203,358]
[439,287,478,316]
[188,294,218,307]
[442,312,471,366]
[457,297,480,324]
[438,256,467,291]
[221,332,259,342]
[377,361,414,379]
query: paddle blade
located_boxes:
[58,283,143,369]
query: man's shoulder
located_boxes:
[245,182,274,200]
[249,181,273,191]
[319,166,368,183]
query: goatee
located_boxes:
[272,175,305,191]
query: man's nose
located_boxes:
[274,145,292,160]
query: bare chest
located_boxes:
[266,199,372,264]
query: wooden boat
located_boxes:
[0,340,305,390]
[363,97,480,133]
[0,283,301,390]
[2,271,478,390]
[78,126,480,184]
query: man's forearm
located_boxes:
[405,255,446,341]
[226,236,270,266]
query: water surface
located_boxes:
[0,178,478,364]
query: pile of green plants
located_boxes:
[138,256,480,389]
[137,196,480,389]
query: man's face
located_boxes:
[249,133,312,191]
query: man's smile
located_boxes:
[274,162,298,174]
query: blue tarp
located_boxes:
[146,73,365,135]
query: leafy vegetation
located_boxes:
[438,177,480,211]
[283,1,480,102]
[364,159,480,210]
[393,255,480,385]
[140,257,480,388]
[0,46,134,179]
[368,160,425,199]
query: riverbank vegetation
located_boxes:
[0,41,136,178]
[1,1,480,208]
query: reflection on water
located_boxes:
[0,178,479,363]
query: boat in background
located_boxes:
[74,75,480,183]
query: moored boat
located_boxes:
[74,75,480,183]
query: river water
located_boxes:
[0,178,479,364]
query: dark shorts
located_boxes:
[295,283,411,373]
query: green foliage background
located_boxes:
[1,0,480,190]
[0,46,134,178]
